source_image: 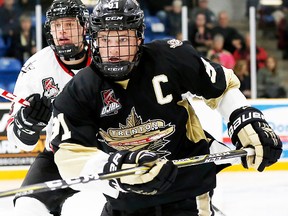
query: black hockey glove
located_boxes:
[228,106,282,172]
[104,150,178,195]
[13,94,52,145]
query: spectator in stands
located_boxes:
[212,11,244,53]
[189,11,212,56]
[0,0,21,44]
[7,13,36,64]
[207,34,235,69]
[233,32,268,71]
[257,56,286,98]
[189,0,217,29]
[233,60,251,98]
[166,0,182,38]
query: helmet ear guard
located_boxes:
[89,0,145,81]
[44,0,89,59]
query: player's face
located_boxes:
[97,30,141,63]
[50,17,84,48]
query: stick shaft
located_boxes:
[0,88,30,106]
[173,148,254,168]
[0,148,253,198]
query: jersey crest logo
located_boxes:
[100,89,122,117]
[99,107,175,158]
[42,77,60,99]
[167,39,183,48]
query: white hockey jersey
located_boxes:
[6,46,92,151]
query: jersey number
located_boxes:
[51,113,71,141]
[108,2,118,9]
[201,57,217,83]
[152,75,172,105]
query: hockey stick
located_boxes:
[0,87,30,106]
[0,148,254,198]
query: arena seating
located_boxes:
[144,15,173,43]
[0,57,22,101]
[0,36,9,57]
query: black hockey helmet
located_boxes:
[44,0,89,59]
[89,0,145,81]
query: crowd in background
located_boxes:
[0,0,287,98]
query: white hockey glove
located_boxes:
[103,150,178,195]
[13,94,52,145]
[228,106,282,172]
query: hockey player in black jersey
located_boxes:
[51,0,283,215]
[5,0,107,215]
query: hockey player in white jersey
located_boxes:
[6,0,106,215]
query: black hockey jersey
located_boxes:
[51,39,240,211]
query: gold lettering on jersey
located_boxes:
[108,121,163,138]
[99,108,175,154]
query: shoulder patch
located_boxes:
[167,39,183,48]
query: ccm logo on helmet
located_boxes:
[228,111,265,137]
[105,16,123,21]
[107,67,124,72]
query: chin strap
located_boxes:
[60,45,88,61]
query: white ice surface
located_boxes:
[1,171,288,216]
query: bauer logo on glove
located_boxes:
[228,107,265,137]
[228,106,282,172]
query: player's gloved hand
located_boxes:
[104,150,178,195]
[228,106,282,172]
[15,94,52,131]
[13,94,52,145]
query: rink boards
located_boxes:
[0,99,287,180]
